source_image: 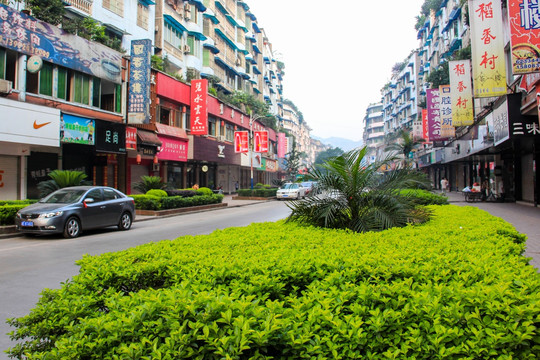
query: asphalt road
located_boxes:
[0,200,291,359]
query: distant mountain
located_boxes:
[313,137,363,152]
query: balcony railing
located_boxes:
[63,0,92,14]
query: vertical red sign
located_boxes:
[234,131,249,153]
[125,126,137,150]
[422,109,429,141]
[190,79,208,135]
[254,131,268,152]
[277,133,286,158]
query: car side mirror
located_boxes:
[84,198,95,204]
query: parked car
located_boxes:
[301,181,319,196]
[276,183,307,200]
[16,186,135,238]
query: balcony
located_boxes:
[63,0,92,14]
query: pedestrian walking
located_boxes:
[441,178,449,195]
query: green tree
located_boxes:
[26,0,64,26]
[133,176,167,194]
[287,147,432,233]
[37,170,92,197]
[385,129,424,166]
[314,147,344,167]
[284,142,303,181]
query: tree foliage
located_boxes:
[287,147,432,233]
[314,147,344,167]
[26,0,64,26]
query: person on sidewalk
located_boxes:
[441,178,449,195]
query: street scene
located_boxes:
[2,0,540,358]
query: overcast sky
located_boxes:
[246,1,426,141]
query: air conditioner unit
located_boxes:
[183,45,191,54]
[218,135,226,142]
[153,163,160,172]
[235,58,241,66]
[184,3,191,11]
[0,79,12,95]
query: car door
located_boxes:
[81,188,104,229]
[102,188,123,226]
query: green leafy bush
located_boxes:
[165,189,197,197]
[196,187,214,196]
[129,195,161,211]
[400,188,449,205]
[7,206,540,359]
[130,194,223,211]
[146,189,168,198]
[237,188,277,197]
[0,205,26,226]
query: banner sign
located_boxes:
[493,99,510,145]
[234,131,248,153]
[439,85,456,138]
[0,4,122,83]
[157,136,188,162]
[95,120,126,153]
[126,127,137,150]
[422,109,429,141]
[128,39,152,124]
[508,0,540,74]
[449,59,475,126]
[61,114,94,145]
[469,0,507,97]
[190,79,208,135]
[277,132,287,158]
[427,89,448,141]
[254,130,268,153]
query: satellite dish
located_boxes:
[27,56,43,73]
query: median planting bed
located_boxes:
[7,205,540,359]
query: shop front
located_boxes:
[128,127,161,194]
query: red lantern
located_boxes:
[221,120,225,127]
[136,154,141,164]
[153,155,159,164]
[182,106,187,113]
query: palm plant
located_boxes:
[133,175,167,194]
[37,169,92,197]
[286,147,432,233]
[385,129,424,167]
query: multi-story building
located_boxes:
[0,0,317,200]
[362,103,385,163]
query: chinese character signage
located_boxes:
[422,109,429,141]
[469,0,507,97]
[190,79,208,135]
[157,136,187,162]
[0,4,122,83]
[60,114,94,145]
[449,59,475,126]
[254,131,268,153]
[439,85,456,138]
[128,39,152,124]
[234,131,248,153]
[277,132,287,158]
[427,89,448,141]
[493,99,510,145]
[95,120,126,153]
[126,127,137,151]
[508,0,540,74]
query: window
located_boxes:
[103,188,119,200]
[203,48,211,67]
[137,2,149,30]
[203,18,211,37]
[164,23,183,49]
[188,4,198,24]
[73,72,91,105]
[226,124,234,141]
[103,0,124,16]
[187,36,196,56]
[86,189,103,202]
[57,67,68,100]
[208,117,216,136]
[26,60,53,96]
[159,107,171,125]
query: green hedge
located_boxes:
[400,189,449,205]
[0,205,27,226]
[7,206,540,359]
[237,188,277,197]
[130,194,224,211]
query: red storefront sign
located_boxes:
[157,136,187,162]
[254,131,268,153]
[277,132,287,158]
[234,131,248,153]
[190,79,208,135]
[422,109,429,141]
[126,126,137,150]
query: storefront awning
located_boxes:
[137,129,162,146]
[154,123,189,140]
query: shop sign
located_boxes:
[61,114,94,145]
[190,79,208,135]
[493,99,510,145]
[277,132,287,158]
[218,145,225,158]
[266,159,277,172]
[0,4,122,83]
[508,0,540,74]
[157,136,187,162]
[439,85,455,138]
[140,145,156,156]
[126,127,137,150]
[254,131,268,152]
[469,0,507,97]
[128,39,152,124]
[234,131,248,153]
[0,97,60,147]
[427,89,447,141]
[449,59,474,126]
[95,120,126,153]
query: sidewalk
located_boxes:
[0,195,271,239]
[443,191,540,270]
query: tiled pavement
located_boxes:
[444,191,540,270]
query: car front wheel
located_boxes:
[118,212,132,231]
[63,217,81,238]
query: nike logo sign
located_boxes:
[33,121,51,129]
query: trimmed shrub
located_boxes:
[129,195,161,211]
[196,187,213,196]
[7,205,540,359]
[145,189,168,198]
[130,194,224,211]
[237,188,277,197]
[165,189,197,197]
[0,205,27,226]
[401,188,449,205]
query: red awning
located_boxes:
[137,130,162,146]
[154,123,189,140]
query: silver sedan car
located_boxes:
[16,186,135,238]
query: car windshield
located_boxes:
[282,183,298,190]
[40,189,87,204]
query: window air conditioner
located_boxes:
[183,45,191,54]
[0,79,12,95]
[153,163,160,172]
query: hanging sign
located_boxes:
[190,79,208,135]
[234,131,248,153]
[254,130,268,153]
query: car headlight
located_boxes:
[38,211,63,218]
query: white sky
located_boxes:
[246,0,426,141]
